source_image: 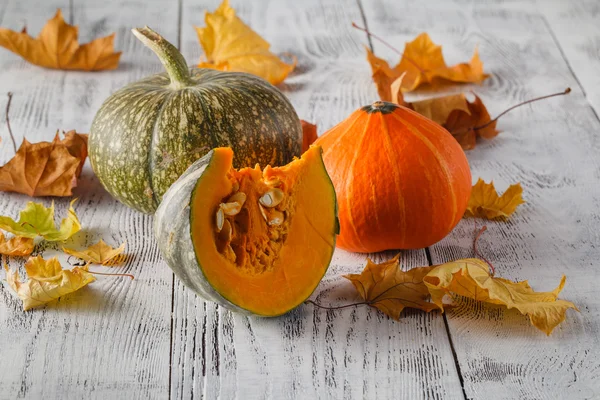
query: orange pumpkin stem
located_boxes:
[473,225,494,276]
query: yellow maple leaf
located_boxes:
[366,32,488,96]
[423,258,578,335]
[0,199,80,241]
[63,240,126,266]
[0,9,121,71]
[344,254,439,319]
[195,0,296,85]
[466,178,525,219]
[5,256,95,311]
[0,232,34,256]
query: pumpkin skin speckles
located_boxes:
[89,28,301,214]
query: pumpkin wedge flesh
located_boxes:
[189,146,337,316]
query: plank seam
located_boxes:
[355,0,373,52]
[541,15,600,124]
[169,1,184,398]
[425,247,468,400]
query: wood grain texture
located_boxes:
[542,0,600,119]
[0,0,178,398]
[363,0,600,398]
[172,0,464,399]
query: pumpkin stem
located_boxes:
[132,27,192,90]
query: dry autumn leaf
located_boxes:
[364,32,488,96]
[423,258,578,335]
[0,232,34,256]
[301,120,318,152]
[195,0,296,85]
[0,9,121,71]
[5,256,95,311]
[0,199,80,241]
[0,131,88,197]
[63,239,126,266]
[467,178,525,219]
[344,254,439,319]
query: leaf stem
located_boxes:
[88,269,135,280]
[472,88,571,132]
[304,299,368,310]
[473,225,494,276]
[5,92,17,154]
[351,22,425,73]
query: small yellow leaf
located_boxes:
[344,254,439,319]
[423,258,578,335]
[0,232,34,256]
[0,199,81,241]
[466,178,525,219]
[0,9,121,71]
[195,0,295,85]
[63,240,126,266]
[5,256,95,311]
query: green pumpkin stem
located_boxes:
[132,26,192,89]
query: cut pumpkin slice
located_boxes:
[154,146,338,316]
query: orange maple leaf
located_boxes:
[195,0,296,85]
[0,131,88,197]
[0,9,121,71]
[366,32,488,96]
[344,254,439,319]
[301,120,318,152]
[466,178,525,219]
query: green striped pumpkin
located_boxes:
[89,27,301,213]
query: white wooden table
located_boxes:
[0,0,599,399]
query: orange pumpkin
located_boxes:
[314,101,471,252]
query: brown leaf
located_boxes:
[366,33,488,96]
[301,120,318,153]
[466,178,525,219]
[0,131,89,197]
[423,258,578,335]
[0,9,120,71]
[0,232,34,256]
[397,91,498,150]
[344,254,439,319]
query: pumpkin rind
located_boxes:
[154,146,338,316]
[315,101,472,252]
[89,28,301,214]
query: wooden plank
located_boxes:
[0,0,179,398]
[362,1,600,398]
[542,0,600,119]
[172,1,464,399]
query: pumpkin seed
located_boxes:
[216,208,225,232]
[258,204,268,222]
[221,201,242,216]
[259,188,284,208]
[227,192,247,207]
[232,180,240,192]
[268,210,284,226]
[218,220,232,242]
